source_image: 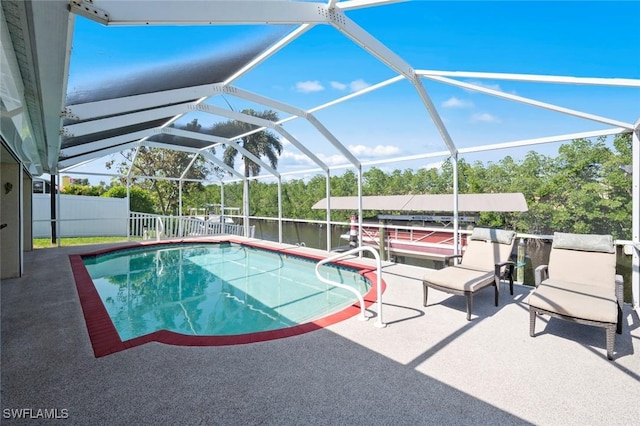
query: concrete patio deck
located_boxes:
[2,239,639,425]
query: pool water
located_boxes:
[83,243,371,341]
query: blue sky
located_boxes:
[65,1,640,182]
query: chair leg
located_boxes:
[617,305,622,334]
[606,324,615,360]
[423,283,428,307]
[465,293,472,321]
[494,283,499,307]
[509,265,514,296]
[529,308,536,337]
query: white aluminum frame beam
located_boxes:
[58,139,199,169]
[422,75,635,130]
[200,151,245,180]
[165,128,280,177]
[328,8,413,79]
[224,24,314,85]
[196,104,329,172]
[330,11,458,155]
[64,83,224,120]
[59,129,154,158]
[180,153,201,180]
[61,101,197,137]
[58,143,142,169]
[416,70,640,88]
[336,0,407,11]
[222,86,360,167]
[72,1,332,25]
[458,128,631,155]
[411,80,458,155]
[204,75,407,157]
[59,74,408,171]
[308,75,406,114]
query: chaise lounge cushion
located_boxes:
[552,232,615,253]
[423,267,494,292]
[547,243,616,288]
[469,227,516,245]
[527,279,618,323]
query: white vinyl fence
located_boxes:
[33,194,127,238]
[32,194,253,239]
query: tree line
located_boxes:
[63,134,632,240]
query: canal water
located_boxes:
[251,219,634,302]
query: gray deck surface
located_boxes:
[2,238,639,425]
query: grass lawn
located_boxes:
[33,236,141,249]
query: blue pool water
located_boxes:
[83,243,370,341]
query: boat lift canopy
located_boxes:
[312,193,528,213]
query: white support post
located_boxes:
[56,173,61,247]
[453,154,460,256]
[277,177,283,243]
[632,124,639,311]
[18,164,24,276]
[220,182,225,227]
[243,177,250,238]
[326,169,331,251]
[178,180,183,237]
[126,177,131,241]
[357,165,363,256]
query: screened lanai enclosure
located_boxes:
[0,1,638,309]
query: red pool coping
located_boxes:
[69,238,387,357]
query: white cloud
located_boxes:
[330,79,370,92]
[421,161,444,170]
[281,151,313,165]
[317,153,347,166]
[465,80,504,92]
[295,80,324,93]
[348,144,401,157]
[471,112,501,123]
[280,151,346,167]
[442,97,473,108]
[349,79,370,92]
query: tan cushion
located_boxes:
[552,232,614,253]
[424,266,494,293]
[470,227,516,245]
[460,239,514,271]
[548,248,616,289]
[527,279,617,323]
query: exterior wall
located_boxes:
[33,194,128,238]
[0,162,20,278]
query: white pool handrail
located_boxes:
[156,216,164,241]
[315,246,386,328]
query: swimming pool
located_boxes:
[71,240,381,356]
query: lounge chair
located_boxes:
[423,228,516,320]
[527,232,623,360]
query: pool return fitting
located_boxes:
[315,246,386,328]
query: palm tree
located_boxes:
[212,109,283,178]
[210,109,283,226]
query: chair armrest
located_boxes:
[495,260,515,279]
[445,254,463,266]
[534,265,548,287]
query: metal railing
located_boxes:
[315,246,385,328]
[129,212,255,241]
